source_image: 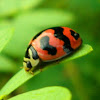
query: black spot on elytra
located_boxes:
[51,27,73,54]
[70,30,79,40]
[33,29,47,40]
[40,36,57,55]
[27,61,32,69]
[32,27,74,55]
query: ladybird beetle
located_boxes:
[23,27,82,73]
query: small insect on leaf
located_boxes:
[23,27,82,74]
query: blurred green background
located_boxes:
[0,0,99,100]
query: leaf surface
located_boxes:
[0,44,93,100]
[9,86,71,100]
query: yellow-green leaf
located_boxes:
[0,44,93,100]
[9,86,71,100]
[0,27,14,53]
[0,0,43,17]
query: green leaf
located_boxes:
[63,44,93,62]
[0,27,14,53]
[3,10,74,58]
[17,9,74,28]
[0,54,17,73]
[69,0,100,12]
[9,86,71,100]
[0,0,43,17]
[0,22,15,73]
[0,44,93,99]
